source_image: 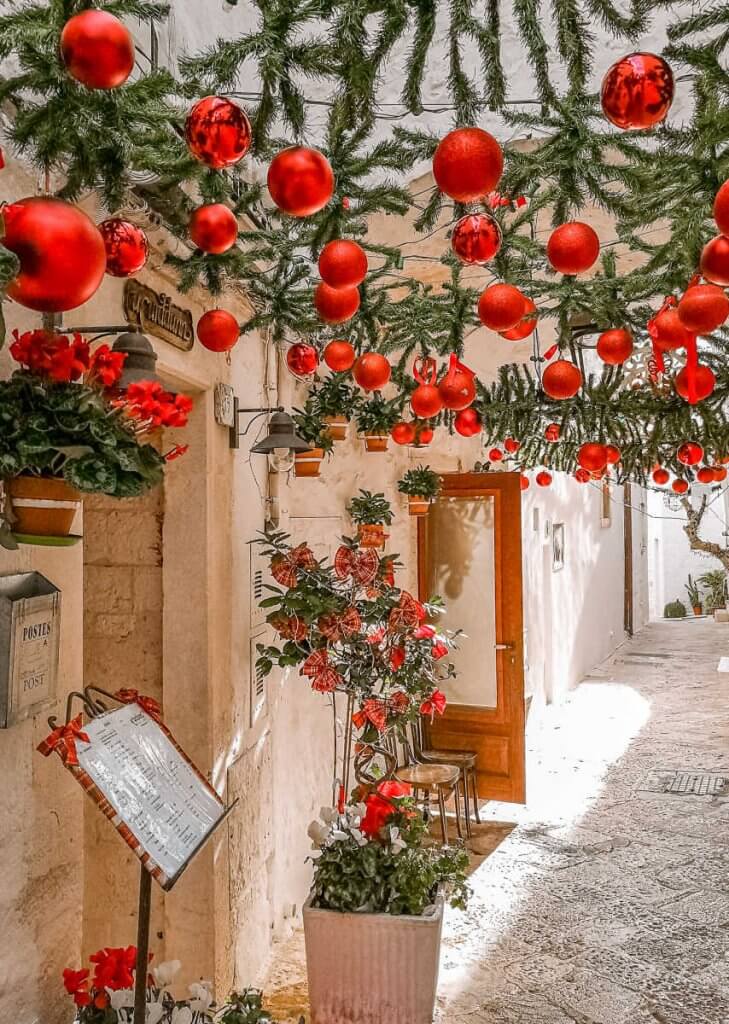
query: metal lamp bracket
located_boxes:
[230,398,284,449]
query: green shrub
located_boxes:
[664,599,687,619]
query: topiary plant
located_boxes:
[664,599,687,619]
[347,489,393,526]
[398,465,441,500]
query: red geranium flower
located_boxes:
[10,329,90,381]
[164,444,189,461]
[90,945,138,990]
[431,641,449,659]
[63,968,91,1007]
[124,381,192,429]
[88,344,126,388]
[360,780,412,838]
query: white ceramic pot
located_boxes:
[303,896,443,1024]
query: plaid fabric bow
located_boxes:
[388,592,426,632]
[388,691,410,715]
[270,613,309,642]
[317,606,362,642]
[334,545,380,585]
[420,689,447,719]
[301,649,341,693]
[270,544,317,588]
[114,688,163,723]
[37,714,89,766]
[352,698,388,733]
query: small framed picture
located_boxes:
[552,522,565,572]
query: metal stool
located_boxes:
[409,720,481,836]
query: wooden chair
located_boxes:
[409,719,481,837]
[384,733,463,845]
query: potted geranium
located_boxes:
[309,373,361,442]
[347,489,393,548]
[0,329,190,545]
[398,465,441,517]
[355,394,401,452]
[292,401,334,477]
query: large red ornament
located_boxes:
[392,421,416,445]
[323,339,356,372]
[577,443,608,473]
[697,467,716,485]
[488,448,503,462]
[98,218,148,278]
[500,298,538,341]
[60,10,134,90]
[652,467,670,486]
[713,466,728,482]
[700,235,729,287]
[411,384,443,419]
[432,128,503,203]
[678,284,729,334]
[713,181,729,236]
[520,475,530,491]
[542,360,582,400]
[536,471,552,487]
[605,445,621,465]
[504,437,520,454]
[454,408,481,437]
[451,214,501,265]
[189,204,238,254]
[544,423,560,442]
[314,283,360,324]
[478,284,526,331]
[601,52,674,130]
[415,424,434,446]
[2,197,106,311]
[677,442,703,466]
[318,240,368,288]
[438,355,476,411]
[185,96,251,169]
[353,352,391,392]
[268,147,334,217]
[287,342,319,378]
[547,222,600,275]
[597,328,633,365]
[574,468,591,483]
[197,309,239,352]
[651,306,693,350]
[675,364,715,402]
[672,479,689,494]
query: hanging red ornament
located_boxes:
[600,52,674,130]
[536,471,552,487]
[185,96,251,169]
[318,240,368,288]
[478,284,526,331]
[391,421,416,445]
[188,204,238,254]
[499,298,538,341]
[672,479,689,494]
[314,283,360,324]
[575,468,591,483]
[411,384,443,419]
[415,424,434,446]
[697,467,716,485]
[323,339,356,372]
[652,467,670,486]
[197,309,239,352]
[677,442,703,466]
[353,352,391,392]
[267,147,334,217]
[287,342,319,378]
[577,443,608,473]
[700,235,729,287]
[488,448,503,462]
[544,423,560,442]
[605,445,621,465]
[454,408,481,437]
[98,218,148,278]
[60,10,134,90]
[597,328,633,365]
[504,438,520,454]
[542,360,582,400]
[438,354,477,411]
[1,197,106,311]
[520,475,530,491]
[651,305,693,351]
[713,181,729,236]
[546,222,600,275]
[432,127,503,203]
[713,466,728,482]
[451,214,501,265]
[675,364,715,402]
[678,283,729,334]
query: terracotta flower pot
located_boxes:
[303,898,443,1024]
[294,448,324,478]
[324,416,348,442]
[693,605,702,616]
[364,433,389,453]
[408,495,431,517]
[6,476,82,537]
[358,523,386,549]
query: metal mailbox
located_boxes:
[0,572,61,728]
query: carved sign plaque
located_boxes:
[123,280,195,352]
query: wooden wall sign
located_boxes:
[0,572,60,728]
[123,280,195,352]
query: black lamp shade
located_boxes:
[250,412,311,454]
[111,331,163,389]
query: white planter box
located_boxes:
[303,897,443,1024]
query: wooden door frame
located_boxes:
[417,471,526,804]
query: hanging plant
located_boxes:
[398,466,441,517]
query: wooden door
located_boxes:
[417,472,526,804]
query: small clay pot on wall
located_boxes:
[294,448,324,478]
[6,476,82,540]
[324,416,348,442]
[363,433,389,453]
[407,495,431,517]
[358,524,387,549]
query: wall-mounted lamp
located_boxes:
[61,323,166,390]
[230,398,310,473]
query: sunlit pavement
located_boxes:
[265,618,729,1024]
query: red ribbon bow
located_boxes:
[317,606,362,642]
[334,545,380,585]
[114,688,163,723]
[352,698,389,733]
[388,592,426,632]
[270,613,309,642]
[37,714,89,766]
[413,355,438,385]
[270,544,317,588]
[301,649,341,692]
[420,689,447,719]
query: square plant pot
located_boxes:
[303,897,443,1024]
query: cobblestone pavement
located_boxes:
[265,618,729,1024]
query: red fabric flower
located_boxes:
[360,780,412,837]
[90,946,138,991]
[431,641,449,659]
[88,344,126,388]
[414,624,436,640]
[389,646,405,671]
[63,968,91,1007]
[420,689,447,718]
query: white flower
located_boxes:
[109,988,135,1011]
[146,999,165,1024]
[152,960,182,988]
[389,826,407,855]
[347,802,367,820]
[319,806,338,824]
[171,1006,193,1024]
[350,827,368,847]
[331,829,349,842]
[189,980,214,1012]
[307,819,330,848]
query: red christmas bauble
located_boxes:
[504,437,520,454]
[432,128,503,203]
[545,423,560,442]
[478,284,526,331]
[314,283,360,324]
[454,408,481,437]
[675,364,716,402]
[575,468,591,483]
[287,342,319,377]
[353,352,391,392]
[542,360,582,400]
[451,214,501,265]
[714,181,729,236]
[98,218,148,278]
[197,309,239,352]
[268,147,334,217]
[578,443,608,473]
[672,479,689,494]
[416,425,434,445]
[323,339,356,372]
[652,467,670,485]
[411,384,443,419]
[605,445,621,465]
[520,474,530,491]
[536,471,552,487]
[601,52,674,130]
[500,298,538,341]
[438,366,477,411]
[700,235,729,287]
[189,204,238,254]
[677,441,703,466]
[597,328,633,365]
[185,96,251,169]
[60,10,134,90]
[488,448,503,462]
[652,306,693,350]
[697,467,716,484]
[2,197,106,311]
[318,240,368,288]
[391,421,416,445]
[678,284,729,334]
[547,222,600,275]
[713,466,728,482]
